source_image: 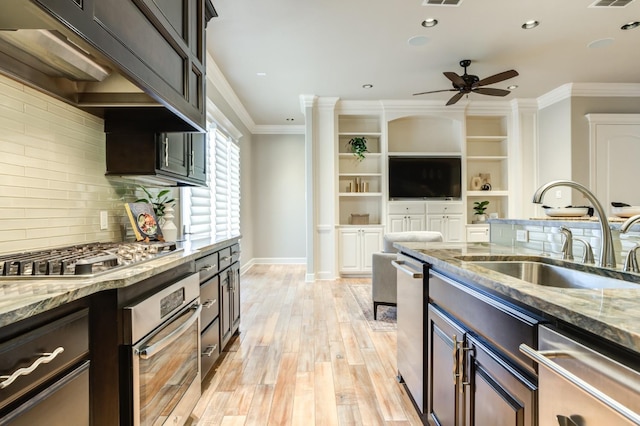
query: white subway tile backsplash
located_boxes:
[0,74,135,254]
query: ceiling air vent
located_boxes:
[589,0,634,7]
[422,0,463,6]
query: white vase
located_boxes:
[161,205,178,241]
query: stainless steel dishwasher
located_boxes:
[392,253,426,417]
[521,325,640,426]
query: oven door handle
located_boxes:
[520,343,640,425]
[136,302,202,360]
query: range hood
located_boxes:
[0,0,204,132]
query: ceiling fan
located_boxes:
[413,59,519,105]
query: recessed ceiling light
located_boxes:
[362,84,373,89]
[256,72,267,76]
[521,20,539,29]
[421,18,438,28]
[407,35,429,46]
[507,85,518,90]
[286,118,294,121]
[621,21,640,30]
[588,38,615,48]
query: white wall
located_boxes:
[0,74,136,254]
[251,134,306,262]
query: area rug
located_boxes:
[347,283,397,331]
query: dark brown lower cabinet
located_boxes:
[428,303,537,426]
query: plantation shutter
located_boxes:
[184,130,214,238]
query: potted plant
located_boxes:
[347,136,368,161]
[473,200,490,223]
[135,186,175,223]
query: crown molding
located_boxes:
[316,96,339,111]
[537,83,640,109]
[336,99,384,114]
[206,97,243,140]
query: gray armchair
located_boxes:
[372,231,443,319]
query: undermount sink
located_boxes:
[470,260,640,290]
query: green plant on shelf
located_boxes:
[473,200,490,215]
[347,136,368,161]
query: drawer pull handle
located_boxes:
[200,264,216,272]
[163,137,169,167]
[0,347,65,389]
[220,256,230,263]
[203,299,217,308]
[202,344,218,357]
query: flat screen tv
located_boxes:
[388,156,462,199]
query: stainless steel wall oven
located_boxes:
[122,272,201,426]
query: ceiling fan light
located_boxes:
[421,18,438,27]
[522,20,540,29]
[621,21,640,30]
[507,85,518,90]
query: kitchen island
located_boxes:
[396,240,640,426]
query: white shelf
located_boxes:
[338,152,382,158]
[339,192,383,197]
[467,156,508,161]
[467,136,507,141]
[388,151,462,157]
[339,173,382,177]
[467,190,509,197]
[338,132,382,137]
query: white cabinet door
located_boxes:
[445,215,463,242]
[427,214,463,242]
[338,227,382,274]
[388,214,426,232]
[388,215,406,233]
[361,228,382,270]
[427,215,446,237]
[407,215,426,232]
[338,229,361,273]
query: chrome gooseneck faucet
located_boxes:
[532,180,616,268]
[619,214,640,272]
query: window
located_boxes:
[182,126,240,240]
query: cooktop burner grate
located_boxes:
[0,241,178,277]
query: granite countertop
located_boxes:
[397,241,640,353]
[0,236,240,329]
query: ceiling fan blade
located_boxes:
[413,89,456,96]
[443,71,466,88]
[476,70,518,87]
[474,87,511,97]
[446,92,465,106]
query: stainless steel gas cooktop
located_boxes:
[0,241,179,277]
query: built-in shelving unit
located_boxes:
[337,115,383,226]
[465,115,510,225]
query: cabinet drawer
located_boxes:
[0,361,90,425]
[429,270,539,374]
[201,318,220,380]
[0,309,89,410]
[230,243,241,263]
[218,247,232,271]
[388,202,425,215]
[196,252,219,283]
[200,275,220,329]
[466,225,490,242]
[427,202,463,215]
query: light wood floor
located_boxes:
[190,264,423,426]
